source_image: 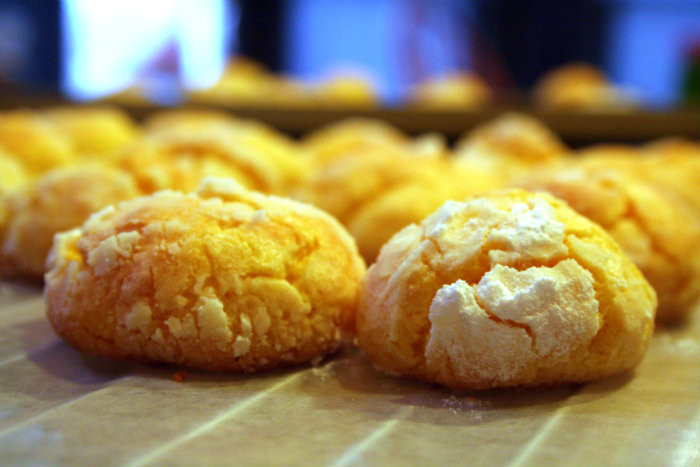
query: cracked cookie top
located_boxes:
[517,164,700,323]
[358,189,656,390]
[302,118,408,168]
[117,121,307,196]
[454,113,568,180]
[45,178,366,372]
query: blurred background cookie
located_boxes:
[302,118,408,168]
[119,121,307,196]
[43,106,140,160]
[0,110,77,175]
[1,165,140,278]
[533,63,638,111]
[0,144,27,196]
[408,73,491,109]
[310,74,378,107]
[296,140,499,263]
[454,113,569,180]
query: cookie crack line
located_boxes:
[472,291,537,350]
[625,199,689,269]
[167,141,271,193]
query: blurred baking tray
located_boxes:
[1,281,699,467]
[118,103,700,144]
[2,90,699,144]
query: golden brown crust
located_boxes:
[45,178,366,372]
[518,163,700,322]
[1,165,140,278]
[358,190,656,390]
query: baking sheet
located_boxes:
[2,94,699,143]
[105,104,700,143]
[1,282,699,467]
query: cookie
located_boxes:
[44,106,139,157]
[455,113,568,180]
[578,142,700,212]
[311,75,377,107]
[45,178,366,371]
[641,139,700,211]
[1,165,140,278]
[0,110,77,175]
[533,63,636,110]
[303,118,407,168]
[408,73,491,109]
[296,147,489,263]
[518,164,700,322]
[358,190,656,390]
[0,146,27,195]
[118,123,307,196]
[187,58,308,106]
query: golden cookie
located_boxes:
[641,139,700,211]
[44,106,139,158]
[45,178,366,372]
[119,123,307,196]
[146,111,301,172]
[408,73,491,109]
[358,190,656,390]
[518,164,700,322]
[311,75,377,107]
[0,111,77,175]
[1,165,140,278]
[188,59,308,106]
[0,145,27,195]
[578,142,700,212]
[455,113,568,180]
[576,144,639,165]
[533,63,636,110]
[303,118,407,168]
[643,137,700,159]
[189,57,268,103]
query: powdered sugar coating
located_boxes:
[427,260,599,382]
[45,178,366,372]
[358,189,656,389]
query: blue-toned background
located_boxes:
[0,0,698,106]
